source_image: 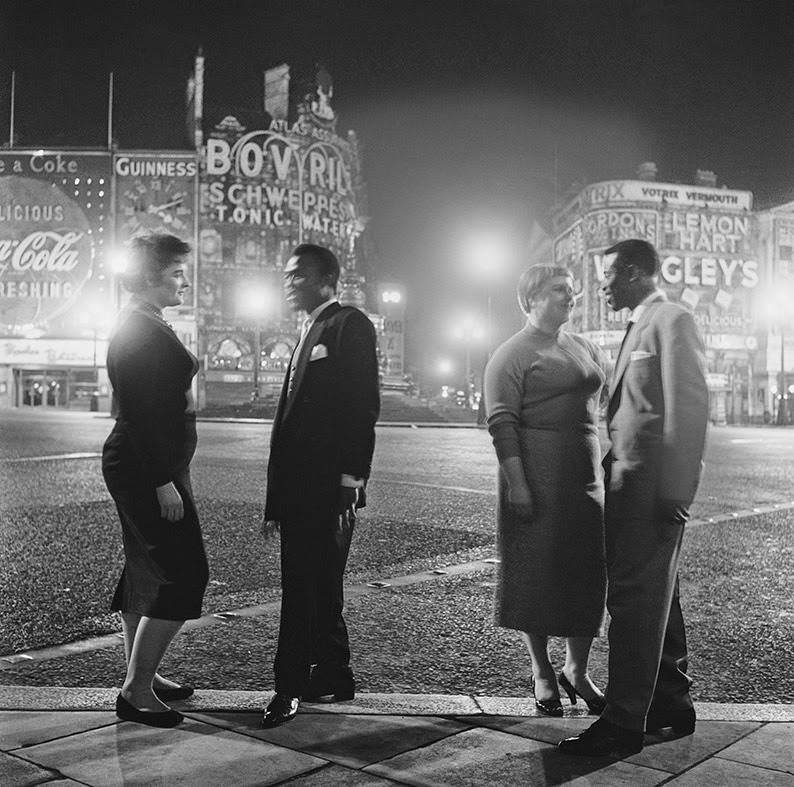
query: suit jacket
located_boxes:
[264,301,381,521]
[605,295,708,521]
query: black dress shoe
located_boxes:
[558,671,606,715]
[153,685,194,701]
[115,694,184,728]
[558,718,643,757]
[645,706,696,735]
[262,694,300,728]
[304,671,355,702]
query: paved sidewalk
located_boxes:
[1,687,793,786]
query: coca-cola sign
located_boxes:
[0,176,93,327]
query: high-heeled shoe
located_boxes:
[558,671,606,714]
[532,681,563,717]
[115,694,184,728]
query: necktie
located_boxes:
[617,319,634,362]
[287,318,312,395]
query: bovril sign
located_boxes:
[201,123,360,240]
[0,175,93,326]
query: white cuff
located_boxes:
[340,474,365,488]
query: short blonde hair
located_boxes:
[517,264,572,315]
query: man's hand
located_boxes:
[657,498,689,525]
[337,486,359,514]
[156,482,184,522]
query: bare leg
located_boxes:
[120,616,184,711]
[119,612,182,692]
[563,636,604,704]
[521,632,558,700]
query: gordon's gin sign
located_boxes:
[0,176,93,327]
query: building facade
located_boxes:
[0,66,379,410]
[552,165,787,424]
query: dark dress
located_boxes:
[484,323,607,636]
[102,300,208,620]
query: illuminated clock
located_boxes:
[120,178,192,238]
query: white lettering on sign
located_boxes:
[592,253,758,290]
[115,156,197,178]
[0,231,84,275]
[660,257,758,289]
[664,212,750,254]
[205,130,351,194]
[581,180,753,211]
[28,153,79,175]
[584,210,657,245]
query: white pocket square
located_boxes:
[630,350,654,361]
[310,343,328,361]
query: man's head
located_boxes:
[600,238,660,312]
[283,243,340,313]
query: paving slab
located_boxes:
[716,722,794,775]
[13,716,325,787]
[0,749,63,787]
[666,756,794,785]
[627,721,762,774]
[0,709,117,749]
[192,710,471,768]
[279,764,405,785]
[365,726,669,787]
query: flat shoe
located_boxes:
[115,694,183,728]
[153,685,194,701]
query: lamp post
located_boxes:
[452,316,484,410]
[777,318,787,425]
[462,233,510,422]
[238,282,277,403]
[79,295,113,411]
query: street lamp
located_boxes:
[451,315,485,409]
[237,282,278,402]
[78,295,114,411]
[766,283,793,426]
[462,233,511,357]
[461,232,511,422]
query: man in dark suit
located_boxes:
[560,239,709,757]
[262,243,380,728]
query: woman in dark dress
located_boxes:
[484,264,607,717]
[103,232,208,728]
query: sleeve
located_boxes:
[484,341,524,462]
[337,310,380,479]
[108,322,187,487]
[658,309,709,503]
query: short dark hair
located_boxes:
[291,243,340,288]
[604,239,660,276]
[121,232,191,293]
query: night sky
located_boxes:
[2,0,793,379]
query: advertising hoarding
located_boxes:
[0,151,112,335]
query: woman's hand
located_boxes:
[156,482,184,522]
[508,485,534,520]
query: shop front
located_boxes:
[0,338,109,410]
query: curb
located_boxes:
[2,686,794,722]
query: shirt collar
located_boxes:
[629,289,664,323]
[306,297,337,324]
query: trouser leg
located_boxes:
[311,511,355,672]
[601,515,685,732]
[650,576,693,712]
[273,519,318,696]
